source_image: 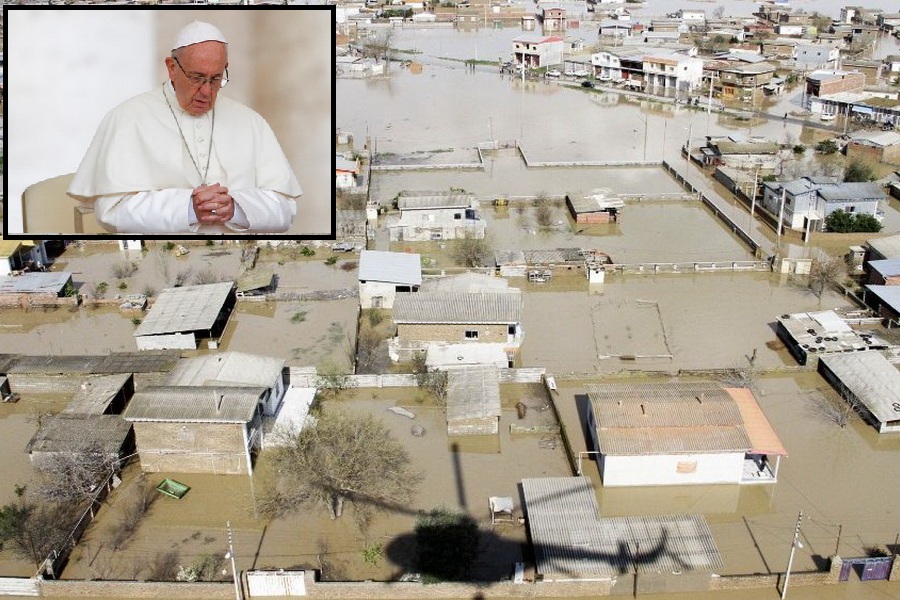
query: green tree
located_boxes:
[815,139,838,154]
[824,209,855,233]
[852,213,883,232]
[844,159,877,182]
[260,410,422,520]
[415,507,480,582]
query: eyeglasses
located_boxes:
[173,56,229,89]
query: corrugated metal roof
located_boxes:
[587,382,741,428]
[446,366,501,422]
[524,248,584,264]
[392,292,523,324]
[237,271,274,293]
[522,477,724,578]
[587,382,764,456]
[818,181,883,202]
[0,354,23,374]
[93,351,180,374]
[728,387,787,456]
[0,271,72,294]
[868,233,900,259]
[62,373,132,415]
[358,250,422,286]
[868,258,900,278]
[819,351,900,426]
[123,386,265,423]
[25,414,131,455]
[134,281,234,337]
[865,285,900,313]
[9,355,104,374]
[420,272,511,293]
[165,352,284,388]
[597,426,752,455]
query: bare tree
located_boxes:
[260,410,422,520]
[451,232,493,268]
[808,252,846,299]
[32,443,119,504]
[411,353,448,404]
[0,490,78,568]
[712,5,725,19]
[355,328,385,374]
[811,388,862,429]
[534,194,554,228]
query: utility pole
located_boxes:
[777,186,786,248]
[226,521,242,600]
[781,510,803,599]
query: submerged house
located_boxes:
[761,177,884,233]
[389,192,485,242]
[446,366,502,436]
[775,310,890,367]
[818,350,900,434]
[390,290,524,365]
[358,249,422,309]
[521,476,724,583]
[586,381,786,486]
[123,386,267,475]
[134,281,236,351]
[26,414,134,475]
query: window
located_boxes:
[464,330,479,339]
[454,213,462,220]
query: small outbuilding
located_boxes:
[864,285,900,326]
[566,193,624,224]
[25,414,134,472]
[817,350,900,434]
[134,281,236,350]
[521,476,724,583]
[358,250,422,309]
[446,366,501,436]
[775,310,889,366]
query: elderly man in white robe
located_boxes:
[67,21,301,234]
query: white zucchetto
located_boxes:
[173,21,228,51]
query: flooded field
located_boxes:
[59,386,569,583]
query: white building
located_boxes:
[792,44,840,70]
[586,381,786,487]
[389,192,485,242]
[512,34,564,69]
[642,51,704,96]
[358,250,422,310]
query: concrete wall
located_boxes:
[398,323,514,345]
[359,281,398,309]
[0,294,77,309]
[40,580,234,598]
[602,452,745,486]
[6,374,85,395]
[448,416,499,436]
[135,332,197,351]
[131,421,250,475]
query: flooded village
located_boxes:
[4,1,900,600]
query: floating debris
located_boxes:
[388,406,415,419]
[411,424,427,437]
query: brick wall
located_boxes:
[132,421,249,475]
[0,294,77,309]
[40,580,234,598]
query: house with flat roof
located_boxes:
[818,351,900,434]
[845,131,900,166]
[389,192,485,242]
[0,271,73,307]
[133,281,236,351]
[164,352,288,416]
[761,177,884,232]
[864,284,900,326]
[358,249,422,309]
[25,414,134,474]
[866,258,900,285]
[445,366,501,436]
[512,34,564,69]
[122,386,267,475]
[0,238,48,276]
[390,291,524,364]
[585,381,786,486]
[521,476,724,582]
[775,310,890,366]
[866,232,900,263]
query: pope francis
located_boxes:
[67,21,302,235]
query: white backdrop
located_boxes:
[7,9,156,234]
[6,8,333,237]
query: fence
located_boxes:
[287,368,546,389]
[605,260,770,275]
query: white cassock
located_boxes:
[67,82,301,234]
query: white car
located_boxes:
[820,113,836,122]
[546,69,561,78]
